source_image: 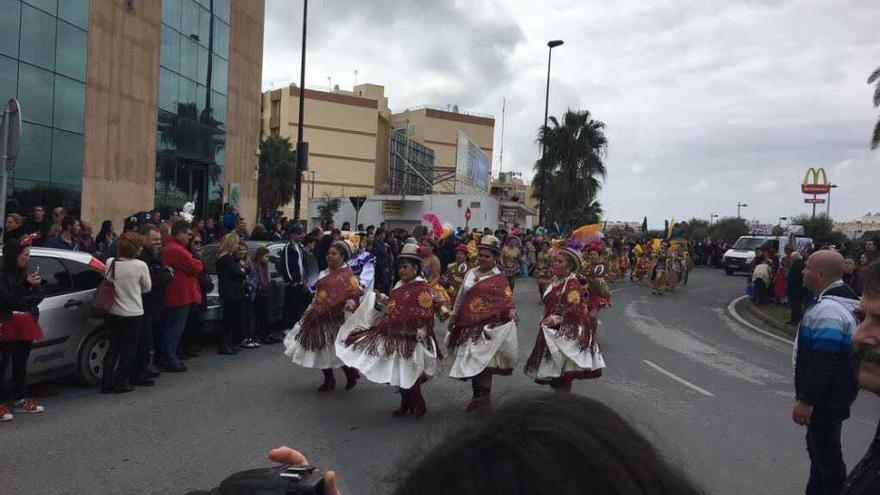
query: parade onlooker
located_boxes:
[161,221,204,372]
[302,235,319,294]
[77,221,96,254]
[180,232,209,360]
[271,221,285,242]
[133,225,171,385]
[95,220,118,261]
[23,206,49,243]
[234,217,249,240]
[864,239,878,265]
[371,229,393,294]
[844,256,861,296]
[278,225,307,330]
[47,207,67,239]
[249,247,274,345]
[3,213,23,243]
[216,233,247,354]
[102,233,151,394]
[250,224,270,241]
[204,217,221,244]
[236,243,258,349]
[223,206,238,232]
[752,259,772,306]
[44,216,81,251]
[793,250,860,495]
[0,236,46,421]
[341,221,351,231]
[788,252,806,324]
[841,260,880,494]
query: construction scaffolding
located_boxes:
[387,129,435,196]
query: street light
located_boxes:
[710,213,719,224]
[826,184,838,218]
[538,39,564,227]
[737,202,748,218]
[292,0,309,222]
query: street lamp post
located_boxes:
[292,0,309,222]
[538,39,563,228]
[826,184,838,218]
[710,213,718,224]
[737,202,748,218]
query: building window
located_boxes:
[19,3,56,70]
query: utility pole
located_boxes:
[292,0,308,221]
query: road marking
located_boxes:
[643,359,715,397]
[611,288,625,294]
[727,295,794,345]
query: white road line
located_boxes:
[611,288,625,294]
[727,295,794,345]
[643,359,715,397]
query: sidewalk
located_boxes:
[729,295,796,343]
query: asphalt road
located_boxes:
[2,268,879,495]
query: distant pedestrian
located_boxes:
[22,206,49,243]
[844,256,861,296]
[250,246,275,345]
[752,259,772,305]
[77,221,96,254]
[0,236,46,421]
[840,260,880,494]
[793,250,860,495]
[236,243,258,349]
[47,207,66,239]
[788,252,806,324]
[133,225,171,385]
[43,216,80,251]
[160,221,204,372]
[102,233,151,394]
[95,220,118,261]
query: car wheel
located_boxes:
[77,328,110,386]
[725,268,735,275]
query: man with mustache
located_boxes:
[793,249,860,495]
[840,260,880,494]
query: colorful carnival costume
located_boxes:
[667,251,683,292]
[284,240,364,391]
[500,243,521,289]
[649,248,668,295]
[533,248,552,297]
[444,244,471,302]
[447,235,518,416]
[525,247,604,392]
[336,246,438,417]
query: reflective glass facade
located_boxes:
[155,0,230,219]
[1,0,89,215]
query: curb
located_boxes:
[746,302,797,338]
[726,295,794,345]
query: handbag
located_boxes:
[92,260,117,318]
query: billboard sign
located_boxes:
[455,131,490,193]
[747,221,772,235]
[804,198,826,204]
[801,167,830,195]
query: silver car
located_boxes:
[9,248,109,386]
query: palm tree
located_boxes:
[869,66,880,149]
[532,109,608,230]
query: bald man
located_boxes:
[794,249,860,495]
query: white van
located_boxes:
[722,235,813,275]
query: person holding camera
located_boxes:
[284,240,363,392]
[446,235,519,417]
[336,243,438,417]
[0,235,46,421]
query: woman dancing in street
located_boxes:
[525,243,604,392]
[284,240,363,392]
[446,235,518,416]
[336,244,438,418]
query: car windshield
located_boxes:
[732,237,767,250]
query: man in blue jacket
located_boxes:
[793,249,859,495]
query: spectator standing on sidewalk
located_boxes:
[278,225,307,330]
[236,242,258,349]
[793,249,860,495]
[102,233,151,394]
[133,225,171,385]
[95,220,118,261]
[178,232,208,360]
[44,216,81,251]
[23,206,49,244]
[160,221,203,372]
[0,236,46,422]
[4,213,24,243]
[841,260,880,494]
[216,233,247,354]
[47,207,66,239]
[788,252,807,325]
[249,247,274,345]
[77,221,96,255]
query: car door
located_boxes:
[26,256,75,377]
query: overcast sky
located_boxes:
[262,0,880,228]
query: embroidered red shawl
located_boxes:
[302,265,363,328]
[455,272,514,330]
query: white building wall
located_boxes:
[307,195,501,232]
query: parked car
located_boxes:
[4,248,110,386]
[199,241,287,331]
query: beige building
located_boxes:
[490,172,536,228]
[261,83,391,219]
[390,106,494,193]
[834,213,880,239]
[4,0,265,228]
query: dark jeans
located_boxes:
[806,408,848,495]
[283,285,307,329]
[103,314,142,389]
[253,293,270,340]
[162,305,190,368]
[754,279,769,305]
[0,341,32,401]
[132,312,156,379]
[221,298,244,348]
[789,295,804,324]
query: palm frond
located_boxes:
[868,67,880,84]
[871,118,880,150]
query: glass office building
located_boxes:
[0,0,90,214]
[155,0,230,219]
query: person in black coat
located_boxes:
[787,252,807,324]
[370,229,394,294]
[133,225,173,384]
[0,236,46,418]
[277,226,308,330]
[217,234,248,355]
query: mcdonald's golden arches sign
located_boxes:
[801,167,830,195]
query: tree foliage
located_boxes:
[869,66,880,149]
[707,217,748,243]
[317,194,341,224]
[531,109,607,230]
[790,214,848,247]
[257,136,297,213]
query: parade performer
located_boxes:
[447,235,518,416]
[347,235,376,292]
[649,245,669,295]
[336,244,438,418]
[533,240,553,298]
[443,244,470,302]
[525,243,604,392]
[581,246,612,329]
[500,236,521,289]
[667,246,683,292]
[283,240,363,392]
[618,243,631,280]
[630,244,648,284]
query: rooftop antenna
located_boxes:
[354,69,359,86]
[498,96,506,176]
[327,76,332,92]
